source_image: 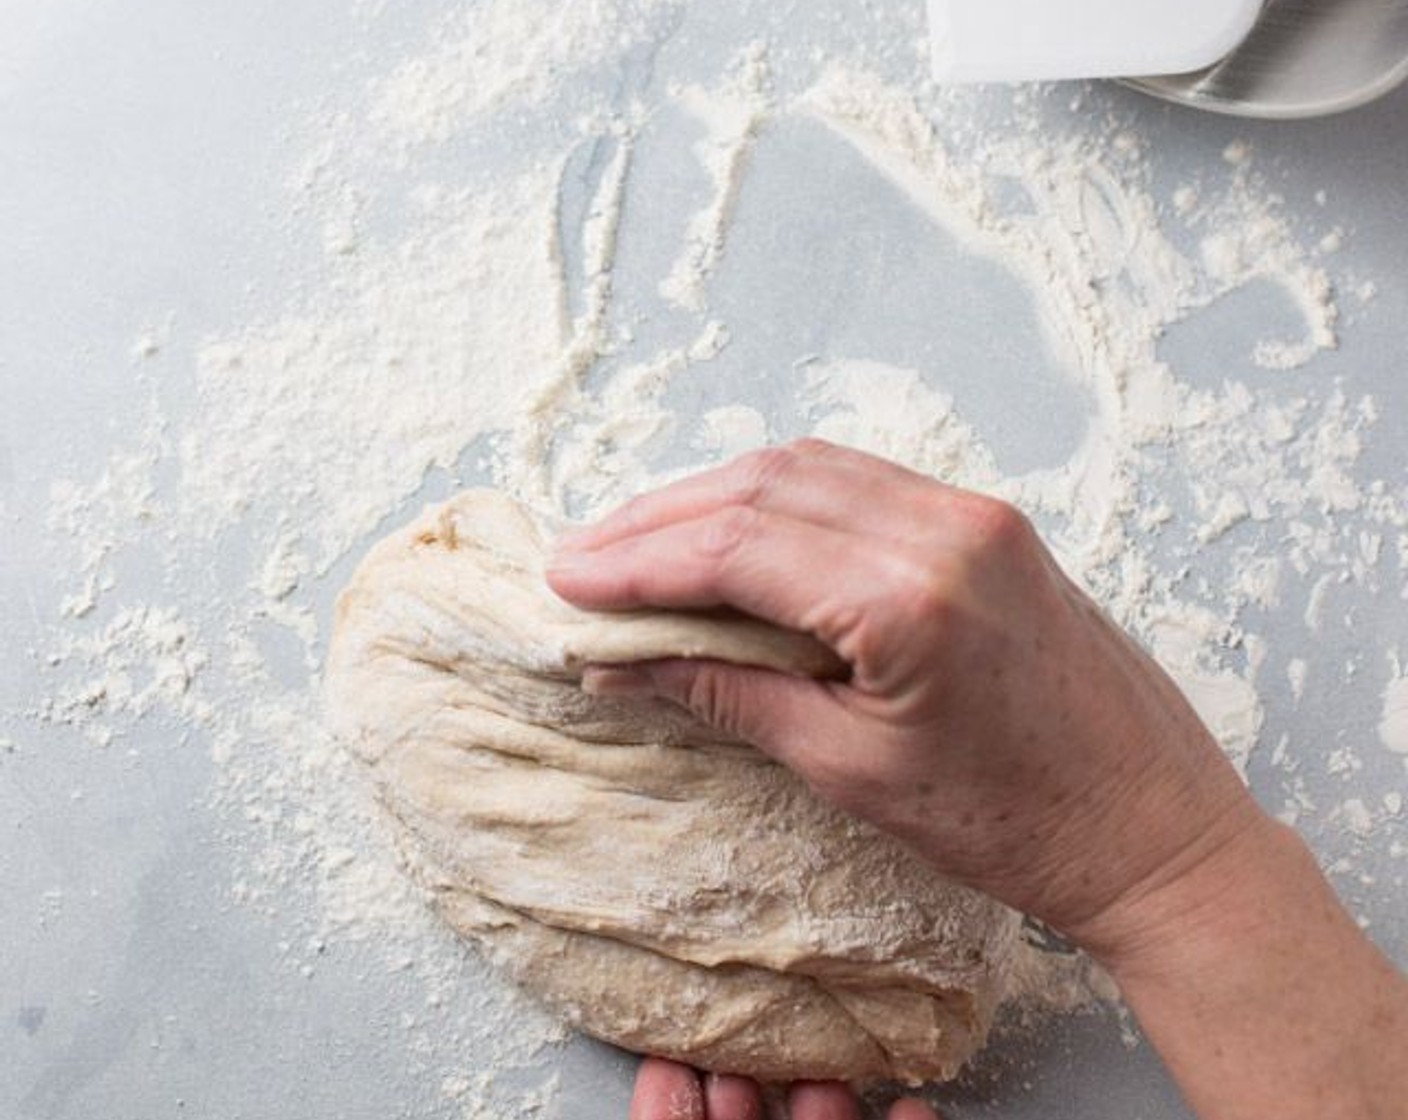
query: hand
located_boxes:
[629,1057,939,1120]
[555,441,1408,1120]
[547,438,1262,950]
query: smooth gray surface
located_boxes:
[3,2,1406,1118]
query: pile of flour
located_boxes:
[14,0,1408,1114]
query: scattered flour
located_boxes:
[182,169,570,570]
[1383,661,1408,758]
[694,404,771,459]
[659,43,773,309]
[13,4,1408,1116]
[369,0,680,146]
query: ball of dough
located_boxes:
[326,491,1019,1083]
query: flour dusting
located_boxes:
[1384,661,1408,758]
[12,3,1408,1116]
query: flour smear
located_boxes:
[16,1,1408,1116]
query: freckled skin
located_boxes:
[553,441,1408,1120]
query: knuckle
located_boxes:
[785,436,836,461]
[816,554,949,668]
[683,667,749,741]
[697,504,761,562]
[872,554,965,664]
[613,494,648,532]
[890,552,955,617]
[835,606,896,675]
[960,495,1034,556]
[725,442,809,507]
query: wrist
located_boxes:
[1069,805,1291,976]
[1070,814,1408,1120]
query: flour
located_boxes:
[1287,657,1310,703]
[180,169,569,570]
[659,44,773,310]
[695,404,771,459]
[369,0,679,147]
[1383,659,1408,758]
[802,359,1002,492]
[32,604,209,749]
[14,1,1408,1114]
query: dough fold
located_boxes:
[327,490,1019,1082]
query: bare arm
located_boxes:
[1082,820,1408,1120]
[548,440,1408,1120]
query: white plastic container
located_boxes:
[928,0,1264,82]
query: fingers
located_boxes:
[703,1073,764,1120]
[630,1058,704,1120]
[549,506,919,655]
[628,1059,763,1120]
[557,440,943,554]
[787,1082,862,1120]
[626,1060,934,1120]
[786,1088,943,1120]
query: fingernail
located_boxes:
[581,665,656,699]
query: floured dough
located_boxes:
[326,491,1019,1083]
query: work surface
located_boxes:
[3,1,1407,1117]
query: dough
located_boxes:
[326,491,1019,1083]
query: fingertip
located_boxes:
[703,1072,764,1120]
[553,493,647,559]
[544,542,630,608]
[787,1081,862,1120]
[543,551,587,598]
[630,1057,704,1120]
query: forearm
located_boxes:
[1087,817,1408,1120]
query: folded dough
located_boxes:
[326,490,1019,1083]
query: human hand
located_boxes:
[555,441,1408,1120]
[547,439,1266,954]
[629,1057,939,1120]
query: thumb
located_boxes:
[581,659,840,762]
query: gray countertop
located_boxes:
[3,2,1406,1117]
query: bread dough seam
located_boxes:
[377,726,707,808]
